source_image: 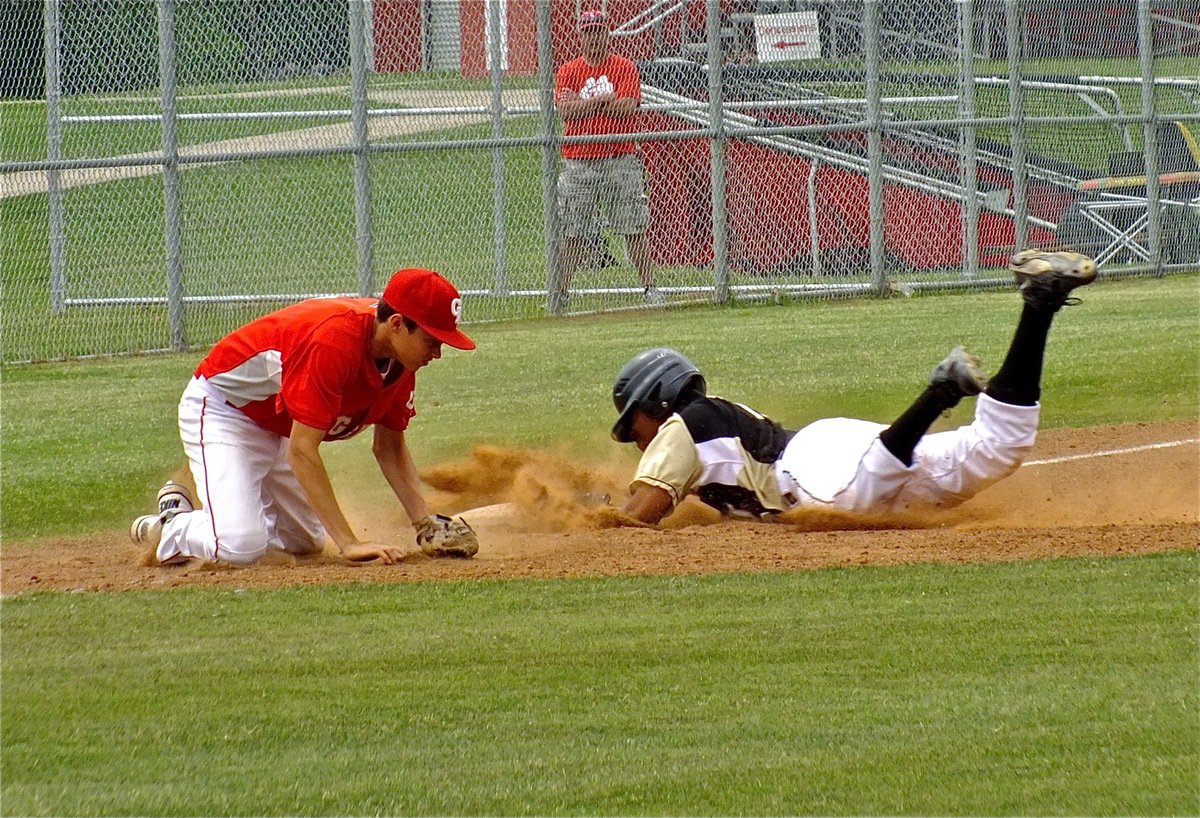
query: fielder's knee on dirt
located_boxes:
[278,534,326,557]
[212,524,275,565]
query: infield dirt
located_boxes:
[2,419,1196,594]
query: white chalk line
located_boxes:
[1023,438,1199,467]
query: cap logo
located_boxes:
[380,267,475,350]
[579,9,608,29]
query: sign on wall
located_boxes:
[753,11,821,62]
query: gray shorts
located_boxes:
[556,153,651,238]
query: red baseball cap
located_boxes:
[381,268,475,350]
[578,9,609,30]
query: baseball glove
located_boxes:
[414,514,479,559]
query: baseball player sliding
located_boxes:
[130,267,480,566]
[610,251,1098,525]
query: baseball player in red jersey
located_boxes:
[130,268,475,566]
[553,8,661,306]
[608,252,1098,525]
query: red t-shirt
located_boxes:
[555,53,642,160]
[195,298,416,440]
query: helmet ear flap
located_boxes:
[639,384,671,419]
[645,373,705,420]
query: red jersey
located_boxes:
[555,53,642,160]
[195,298,416,441]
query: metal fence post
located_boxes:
[1005,0,1030,251]
[706,0,729,304]
[959,0,980,279]
[807,161,822,277]
[348,0,374,297]
[1137,2,1162,274]
[864,1,887,295]
[538,0,563,315]
[43,0,67,315]
[157,0,187,351]
[488,0,510,295]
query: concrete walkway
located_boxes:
[2,88,540,199]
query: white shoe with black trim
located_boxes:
[130,481,196,564]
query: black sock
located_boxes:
[986,304,1055,407]
[878,384,964,467]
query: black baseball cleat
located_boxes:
[929,346,987,399]
[1010,250,1098,311]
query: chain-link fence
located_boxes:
[2,0,1198,362]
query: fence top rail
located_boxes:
[1078,75,1200,87]
[611,0,688,37]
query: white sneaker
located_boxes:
[129,514,164,547]
[130,511,191,565]
[130,481,196,563]
[643,286,667,306]
[156,481,195,520]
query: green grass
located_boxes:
[2,553,1195,816]
[2,274,1197,542]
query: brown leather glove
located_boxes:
[413,514,479,559]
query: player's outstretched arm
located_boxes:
[623,482,674,525]
[374,426,479,559]
[372,425,430,524]
[288,421,359,548]
[289,421,408,564]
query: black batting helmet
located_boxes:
[611,348,706,442]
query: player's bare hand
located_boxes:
[341,542,410,564]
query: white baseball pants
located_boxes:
[776,393,1039,514]
[156,377,328,565]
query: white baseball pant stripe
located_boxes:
[776,393,1039,514]
[156,377,327,565]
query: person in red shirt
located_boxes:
[129,268,475,566]
[553,8,662,309]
